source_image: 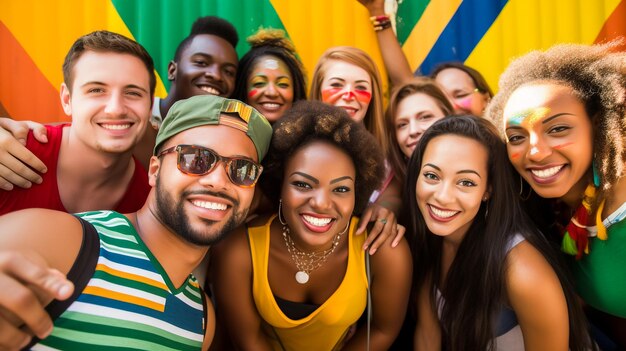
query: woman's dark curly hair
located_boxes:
[485,39,626,212]
[260,100,384,215]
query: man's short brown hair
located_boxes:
[62,30,156,97]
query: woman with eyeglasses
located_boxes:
[406,115,593,350]
[486,40,626,349]
[209,101,412,351]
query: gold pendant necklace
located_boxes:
[281,223,347,284]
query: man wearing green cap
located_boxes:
[0,94,272,350]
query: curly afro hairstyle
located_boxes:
[260,100,385,215]
[485,39,626,210]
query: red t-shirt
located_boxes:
[0,124,150,215]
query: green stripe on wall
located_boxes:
[112,0,285,91]
[396,0,431,45]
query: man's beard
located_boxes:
[154,177,247,246]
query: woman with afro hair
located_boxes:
[486,39,626,349]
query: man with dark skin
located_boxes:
[0,16,240,188]
[0,94,272,350]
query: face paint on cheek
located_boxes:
[321,88,343,103]
[248,88,260,99]
[354,90,372,104]
[456,96,473,111]
[510,152,521,159]
[553,142,574,150]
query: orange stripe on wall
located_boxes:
[0,22,67,122]
[595,0,626,50]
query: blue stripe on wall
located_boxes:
[418,0,508,75]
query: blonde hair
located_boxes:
[310,46,388,157]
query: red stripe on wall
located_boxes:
[0,22,67,123]
[594,0,626,51]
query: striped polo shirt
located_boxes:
[32,210,205,350]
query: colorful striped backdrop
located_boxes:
[1,0,624,123]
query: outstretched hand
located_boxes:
[0,251,73,350]
[356,202,405,254]
[0,118,48,191]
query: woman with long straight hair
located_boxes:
[405,116,593,350]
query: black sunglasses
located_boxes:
[158,144,263,188]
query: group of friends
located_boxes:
[0,0,624,350]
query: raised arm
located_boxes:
[343,236,412,350]
[209,225,273,351]
[357,0,414,87]
[506,241,570,350]
[0,118,48,190]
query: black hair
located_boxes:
[173,16,239,62]
[261,101,384,215]
[233,28,307,109]
[404,115,593,350]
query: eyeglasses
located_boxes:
[158,144,263,187]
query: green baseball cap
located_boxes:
[154,95,273,161]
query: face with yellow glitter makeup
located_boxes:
[503,82,593,202]
[247,55,294,123]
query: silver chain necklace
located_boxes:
[281,223,347,284]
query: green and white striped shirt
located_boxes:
[32,210,205,350]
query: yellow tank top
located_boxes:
[248,214,368,351]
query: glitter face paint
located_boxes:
[508,107,551,128]
[321,87,372,105]
[246,56,294,122]
[502,83,594,202]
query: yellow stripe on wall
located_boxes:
[271,0,389,95]
[402,0,462,73]
[466,0,622,93]
[0,0,165,97]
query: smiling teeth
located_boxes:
[531,165,563,179]
[192,200,227,210]
[262,103,280,109]
[430,206,458,218]
[303,215,332,227]
[102,124,130,130]
[200,86,220,95]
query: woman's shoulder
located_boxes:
[504,239,562,300]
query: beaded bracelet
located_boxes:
[369,14,392,32]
